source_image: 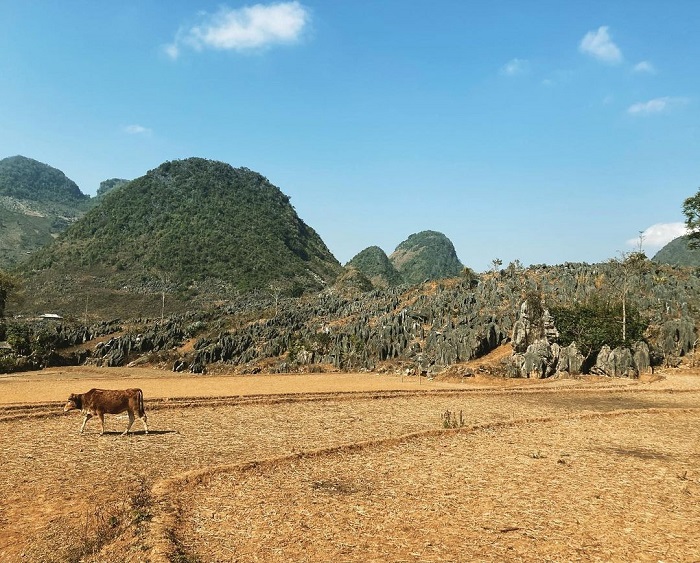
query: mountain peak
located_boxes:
[20,158,342,316]
[389,230,463,284]
[0,155,88,203]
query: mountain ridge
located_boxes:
[0,155,92,268]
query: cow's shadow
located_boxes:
[99,429,178,436]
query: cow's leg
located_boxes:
[141,412,149,434]
[98,413,106,435]
[80,412,92,434]
[123,411,135,435]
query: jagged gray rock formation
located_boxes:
[510,298,562,378]
[8,260,700,380]
[557,342,585,375]
[588,341,651,378]
[88,320,186,367]
[660,317,696,363]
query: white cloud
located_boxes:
[579,26,622,64]
[165,1,309,59]
[633,60,656,74]
[500,58,529,76]
[627,96,688,116]
[627,222,688,251]
[164,43,180,60]
[123,124,152,135]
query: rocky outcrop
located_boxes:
[89,320,186,367]
[588,341,650,378]
[510,299,563,378]
[509,295,655,379]
[177,263,699,378]
[660,317,696,363]
[557,342,585,375]
[9,260,699,380]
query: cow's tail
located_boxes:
[137,389,146,417]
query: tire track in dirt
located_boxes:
[144,405,700,562]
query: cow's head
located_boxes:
[64,393,81,412]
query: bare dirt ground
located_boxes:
[1,356,699,562]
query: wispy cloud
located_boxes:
[627,97,688,116]
[579,26,622,64]
[633,60,656,74]
[165,1,310,59]
[123,124,152,135]
[627,222,688,251]
[500,58,529,77]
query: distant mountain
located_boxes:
[0,155,91,268]
[96,178,130,198]
[346,245,404,288]
[653,235,700,267]
[20,158,343,317]
[389,230,463,284]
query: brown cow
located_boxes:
[64,388,149,435]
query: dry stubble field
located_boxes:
[1,363,699,562]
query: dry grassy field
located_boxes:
[1,360,699,562]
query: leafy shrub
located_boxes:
[550,299,647,361]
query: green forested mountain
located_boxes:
[346,245,404,288]
[389,230,463,284]
[0,155,91,267]
[19,158,342,316]
[653,235,700,267]
[0,155,87,203]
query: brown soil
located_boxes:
[1,362,699,562]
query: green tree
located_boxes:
[551,300,647,363]
[5,323,30,355]
[682,188,700,248]
[610,251,648,342]
[0,271,18,339]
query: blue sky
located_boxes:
[1,1,699,271]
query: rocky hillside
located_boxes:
[17,158,343,317]
[0,156,91,267]
[653,235,700,267]
[5,258,697,380]
[389,230,463,284]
